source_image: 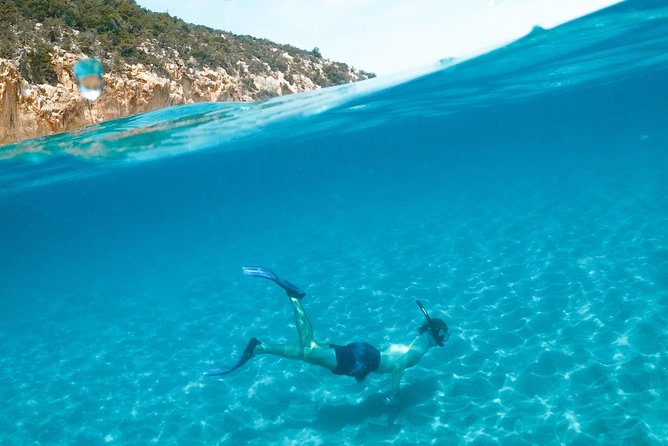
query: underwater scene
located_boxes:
[1,1,667,445]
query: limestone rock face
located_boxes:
[0,50,366,146]
[0,60,22,144]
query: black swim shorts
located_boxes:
[329,342,381,381]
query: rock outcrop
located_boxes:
[0,50,367,146]
[0,0,374,146]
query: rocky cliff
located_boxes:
[0,0,373,146]
[0,51,368,146]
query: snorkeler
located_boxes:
[204,267,449,400]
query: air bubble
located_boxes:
[73,58,104,101]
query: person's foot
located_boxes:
[242,266,306,299]
[203,337,262,377]
[281,280,306,300]
[243,337,261,359]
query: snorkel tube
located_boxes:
[416,300,447,346]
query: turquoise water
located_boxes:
[1,2,668,445]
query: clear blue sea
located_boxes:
[1,2,667,445]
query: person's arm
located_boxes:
[383,364,406,405]
[385,336,432,401]
[391,365,405,396]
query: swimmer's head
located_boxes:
[418,318,449,346]
[416,301,449,347]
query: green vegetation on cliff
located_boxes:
[0,0,373,90]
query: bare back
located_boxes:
[376,332,435,374]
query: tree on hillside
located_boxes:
[0,0,20,23]
[19,42,58,85]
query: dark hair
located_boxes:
[418,318,449,344]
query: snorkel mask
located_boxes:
[416,300,449,346]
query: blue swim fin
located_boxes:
[242,266,306,299]
[241,266,279,281]
[204,367,235,377]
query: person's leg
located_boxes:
[256,297,317,357]
[206,269,337,377]
[255,342,302,359]
[291,297,315,351]
[255,297,336,369]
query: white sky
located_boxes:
[136,0,622,76]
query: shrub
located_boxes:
[25,43,58,85]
